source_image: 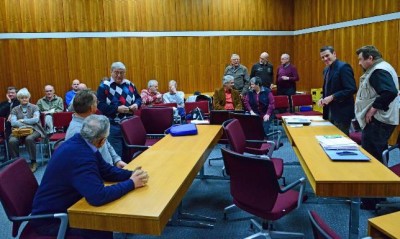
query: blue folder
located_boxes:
[324,149,370,161]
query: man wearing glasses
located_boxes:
[224,54,250,97]
[97,62,142,159]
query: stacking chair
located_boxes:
[273,95,295,127]
[221,148,306,239]
[291,94,322,116]
[0,117,9,161]
[140,107,174,135]
[48,112,73,156]
[0,158,82,239]
[120,116,162,163]
[308,211,341,239]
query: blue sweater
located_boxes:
[32,134,134,216]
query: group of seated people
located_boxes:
[0,60,281,239]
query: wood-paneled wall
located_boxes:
[293,0,400,92]
[0,0,399,102]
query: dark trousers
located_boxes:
[8,131,41,163]
[362,117,395,163]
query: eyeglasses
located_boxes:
[113,70,126,76]
[45,90,53,92]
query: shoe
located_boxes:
[30,162,38,173]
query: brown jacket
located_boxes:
[213,87,242,110]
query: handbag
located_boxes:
[165,124,198,136]
[11,127,34,138]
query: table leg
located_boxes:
[349,198,360,239]
[168,201,216,228]
[196,165,230,180]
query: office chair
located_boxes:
[0,117,9,161]
[185,101,210,118]
[140,107,174,135]
[0,158,82,239]
[221,148,306,239]
[229,112,283,152]
[349,119,362,145]
[120,116,162,163]
[48,112,73,156]
[223,118,284,180]
[308,211,341,239]
[376,138,400,211]
[291,94,322,116]
[274,95,295,118]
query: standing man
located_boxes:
[355,45,399,162]
[0,86,20,137]
[31,115,149,239]
[317,46,357,135]
[224,54,250,97]
[276,53,299,112]
[250,52,274,89]
[37,85,64,134]
[97,62,142,158]
[65,79,80,106]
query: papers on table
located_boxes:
[190,120,210,125]
[316,135,370,161]
[282,115,326,126]
[315,135,358,150]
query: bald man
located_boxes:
[65,79,80,106]
[68,83,88,112]
[250,52,274,88]
[276,53,299,112]
[37,85,64,134]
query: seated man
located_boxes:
[36,85,64,134]
[213,75,242,110]
[163,80,185,118]
[66,90,126,168]
[141,79,163,106]
[65,79,80,106]
[0,86,20,137]
[31,114,149,239]
[67,83,87,112]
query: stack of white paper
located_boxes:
[315,135,358,150]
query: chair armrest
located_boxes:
[123,143,150,151]
[382,143,399,166]
[267,130,282,149]
[11,213,68,239]
[146,133,166,139]
[279,177,306,209]
[245,140,276,157]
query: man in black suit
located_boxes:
[0,86,20,137]
[318,46,357,135]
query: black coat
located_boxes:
[322,60,357,123]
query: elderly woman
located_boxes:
[8,88,46,172]
[213,75,242,110]
[141,79,163,106]
[244,77,275,137]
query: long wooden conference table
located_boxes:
[283,119,400,239]
[68,124,222,235]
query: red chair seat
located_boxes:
[349,131,361,145]
[49,132,66,141]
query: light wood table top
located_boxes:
[283,123,400,197]
[68,125,222,235]
[368,211,400,238]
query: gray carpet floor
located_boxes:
[1,132,399,239]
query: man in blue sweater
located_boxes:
[31,114,149,239]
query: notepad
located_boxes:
[324,149,370,161]
[315,135,358,150]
